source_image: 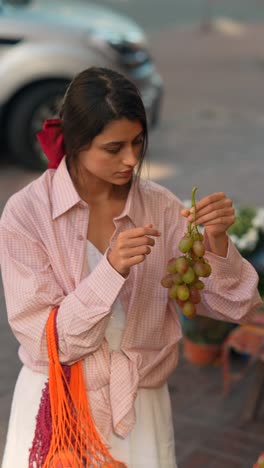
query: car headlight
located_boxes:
[107,40,151,69]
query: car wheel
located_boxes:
[6,81,69,171]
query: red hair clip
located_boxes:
[37,119,65,169]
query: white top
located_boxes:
[87,240,126,352]
[86,240,177,468]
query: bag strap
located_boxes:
[43,307,126,468]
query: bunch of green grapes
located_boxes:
[161,187,212,319]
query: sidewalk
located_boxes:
[169,348,264,467]
[147,21,264,207]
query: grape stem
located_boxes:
[187,186,199,238]
[191,186,198,234]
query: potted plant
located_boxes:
[181,204,264,366]
[181,315,235,366]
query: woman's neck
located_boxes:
[68,162,130,205]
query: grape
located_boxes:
[167,258,178,274]
[176,284,190,301]
[172,272,183,285]
[176,298,185,308]
[175,256,189,274]
[193,261,207,277]
[161,186,212,319]
[182,266,195,284]
[193,279,205,290]
[189,286,201,304]
[193,232,204,241]
[178,236,193,253]
[161,274,174,288]
[192,240,205,257]
[169,284,178,299]
[182,301,196,318]
[203,262,212,277]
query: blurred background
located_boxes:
[0,0,264,466]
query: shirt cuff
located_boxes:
[204,237,243,280]
[74,252,126,306]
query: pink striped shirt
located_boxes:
[0,157,261,440]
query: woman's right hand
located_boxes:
[107,224,161,277]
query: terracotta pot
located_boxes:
[183,336,222,366]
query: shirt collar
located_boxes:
[51,158,145,226]
[51,157,82,220]
[113,174,145,228]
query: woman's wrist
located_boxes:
[107,251,129,278]
[205,231,229,257]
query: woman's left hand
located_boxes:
[181,192,235,256]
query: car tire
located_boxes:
[6,81,69,171]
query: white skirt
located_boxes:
[2,365,177,468]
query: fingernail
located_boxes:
[190,207,194,213]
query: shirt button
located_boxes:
[77,234,84,241]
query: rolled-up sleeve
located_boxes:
[198,238,262,322]
[0,225,126,365]
[166,195,262,324]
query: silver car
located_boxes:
[0,0,162,169]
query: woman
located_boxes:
[0,67,261,467]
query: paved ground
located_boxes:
[169,351,264,467]
[147,22,264,206]
[1,18,264,468]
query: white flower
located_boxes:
[237,228,258,251]
[252,208,264,232]
[230,234,239,245]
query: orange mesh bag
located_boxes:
[30,306,126,468]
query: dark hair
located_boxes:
[59,67,148,175]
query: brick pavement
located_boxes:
[168,351,264,467]
[147,22,264,206]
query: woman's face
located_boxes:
[76,118,144,185]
